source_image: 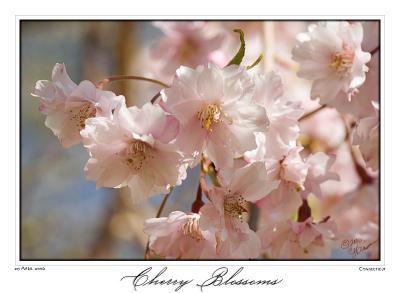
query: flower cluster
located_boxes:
[32,21,379,259]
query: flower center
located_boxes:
[197,104,222,131]
[223,194,248,219]
[181,216,204,241]
[70,101,97,130]
[124,140,150,171]
[330,48,354,75]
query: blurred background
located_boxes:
[21,21,203,259]
[20,20,379,260]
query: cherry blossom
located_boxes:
[258,217,337,259]
[151,21,225,79]
[32,63,123,147]
[328,52,379,119]
[81,101,185,202]
[256,181,303,225]
[292,21,371,104]
[249,72,304,160]
[199,162,276,259]
[352,102,379,171]
[144,211,216,259]
[161,63,268,168]
[249,145,338,224]
[302,152,340,199]
[253,147,307,223]
[242,71,340,222]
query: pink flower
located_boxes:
[144,211,216,259]
[248,144,337,222]
[199,162,276,259]
[257,183,303,224]
[250,146,307,223]
[81,101,185,202]
[32,63,123,147]
[302,152,340,199]
[244,72,304,197]
[257,217,337,259]
[352,102,379,171]
[328,51,379,119]
[292,21,371,104]
[152,21,225,79]
[280,147,309,187]
[161,63,268,168]
[248,142,308,190]
[249,72,304,160]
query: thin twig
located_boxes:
[156,188,173,218]
[348,142,375,184]
[150,92,162,104]
[341,115,375,184]
[144,188,174,259]
[370,46,380,56]
[299,104,327,121]
[97,75,169,89]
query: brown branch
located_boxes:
[97,75,169,89]
[370,46,380,56]
[349,143,375,184]
[341,115,375,185]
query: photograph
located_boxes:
[19,19,380,261]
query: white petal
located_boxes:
[230,162,280,202]
[51,63,77,95]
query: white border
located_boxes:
[15,15,385,268]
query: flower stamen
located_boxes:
[125,140,150,171]
[70,101,96,130]
[330,47,354,75]
[224,194,248,219]
[197,104,222,131]
[181,216,204,241]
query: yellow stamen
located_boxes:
[197,104,222,131]
[329,48,354,75]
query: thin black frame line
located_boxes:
[18,19,381,22]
